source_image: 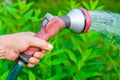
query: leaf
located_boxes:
[57,11,63,16]
[65,0,81,11]
[34,24,40,32]
[4,5,19,19]
[46,73,68,80]
[96,5,105,10]
[0,20,2,31]
[82,1,90,10]
[91,0,99,10]
[82,49,93,61]
[66,50,77,64]
[50,50,67,57]
[70,36,83,54]
[51,58,67,65]
[0,16,17,32]
[0,70,9,80]
[0,60,9,74]
[106,54,118,73]
[18,0,26,12]
[82,0,103,10]
[29,70,36,80]
[21,9,34,25]
[76,71,101,79]
[20,24,31,31]
[69,65,77,76]
[17,77,22,80]
[24,2,34,14]
[0,25,7,34]
[18,0,33,14]
[34,8,41,17]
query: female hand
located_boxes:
[0,32,53,67]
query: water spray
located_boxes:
[6,8,91,80]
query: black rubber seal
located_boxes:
[59,16,71,28]
[19,53,32,64]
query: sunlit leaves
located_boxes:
[0,0,41,33]
[82,0,104,10]
[29,70,36,80]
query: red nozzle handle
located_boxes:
[19,15,66,63]
[23,13,54,56]
[19,13,55,63]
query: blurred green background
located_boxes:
[0,0,120,80]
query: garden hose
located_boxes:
[6,63,23,80]
[6,8,91,80]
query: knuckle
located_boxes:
[28,64,34,68]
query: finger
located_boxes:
[33,52,41,59]
[24,32,35,36]
[0,56,6,59]
[28,57,39,64]
[41,50,46,53]
[28,63,35,68]
[13,32,35,36]
[33,52,45,59]
[0,53,5,57]
[5,50,19,61]
[0,50,6,54]
[29,38,53,50]
[0,54,5,59]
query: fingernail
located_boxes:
[48,44,53,50]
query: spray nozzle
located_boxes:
[41,8,91,33]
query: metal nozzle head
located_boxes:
[60,8,91,33]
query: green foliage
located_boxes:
[0,0,41,34]
[29,70,36,80]
[82,0,104,10]
[0,0,120,80]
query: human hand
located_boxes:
[0,32,53,67]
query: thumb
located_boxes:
[29,37,53,50]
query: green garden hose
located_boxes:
[6,63,23,80]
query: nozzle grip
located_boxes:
[19,13,54,63]
[19,16,66,64]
